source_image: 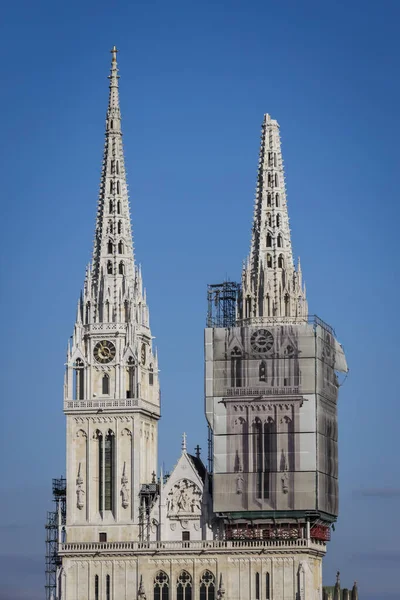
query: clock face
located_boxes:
[250,329,274,353]
[93,340,116,364]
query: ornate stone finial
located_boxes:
[137,575,146,600]
[182,432,187,452]
[333,571,341,600]
[152,471,156,484]
[336,571,340,585]
[111,45,118,59]
[217,574,225,600]
[195,444,201,459]
[351,581,358,600]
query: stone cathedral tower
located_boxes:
[55,50,348,600]
[63,47,160,546]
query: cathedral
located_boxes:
[50,48,351,600]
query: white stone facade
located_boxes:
[57,48,328,600]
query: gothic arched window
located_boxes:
[110,120,114,130]
[274,153,277,167]
[118,220,122,234]
[106,574,111,600]
[275,173,278,187]
[278,254,284,268]
[116,181,120,194]
[118,241,124,254]
[277,235,283,248]
[102,374,110,395]
[267,253,272,268]
[177,571,192,600]
[107,261,113,274]
[259,361,266,382]
[109,199,113,213]
[94,575,99,600]
[275,193,280,207]
[266,294,271,316]
[265,573,270,599]
[119,262,125,275]
[276,214,281,227]
[154,571,169,600]
[149,364,154,386]
[126,356,135,398]
[266,234,272,248]
[267,173,272,187]
[231,347,242,388]
[266,212,272,227]
[284,293,290,316]
[108,240,113,254]
[73,358,84,400]
[99,430,114,512]
[110,181,114,194]
[199,570,215,600]
[116,161,119,175]
[267,193,271,206]
[109,220,113,234]
[255,572,260,600]
[117,201,121,214]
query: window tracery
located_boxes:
[154,571,169,600]
[177,571,192,600]
[199,571,215,600]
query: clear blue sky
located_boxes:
[1,1,399,598]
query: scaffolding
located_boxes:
[207,281,241,328]
[45,477,66,600]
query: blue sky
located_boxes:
[1,0,399,598]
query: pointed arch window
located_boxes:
[99,430,114,512]
[110,181,114,194]
[118,220,122,234]
[267,193,271,206]
[108,220,113,234]
[276,214,281,227]
[154,571,169,600]
[149,364,154,386]
[109,200,114,213]
[277,234,283,248]
[265,573,270,599]
[266,233,272,248]
[199,570,215,600]
[275,173,278,187]
[274,153,277,167]
[95,575,99,600]
[126,356,135,398]
[259,361,267,382]
[107,261,113,274]
[108,240,113,254]
[117,181,120,194]
[102,374,110,395]
[85,302,91,324]
[116,161,119,175]
[119,262,125,275]
[118,241,124,254]
[267,253,272,268]
[231,347,242,388]
[110,120,114,130]
[124,300,129,323]
[267,173,272,187]
[278,254,284,268]
[73,359,84,400]
[275,193,280,207]
[117,201,121,214]
[106,574,111,600]
[255,572,260,600]
[177,571,192,600]
[266,212,272,227]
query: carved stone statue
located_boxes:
[120,462,129,508]
[167,479,202,517]
[76,463,85,510]
[137,575,146,600]
[236,467,244,495]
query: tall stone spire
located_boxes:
[79,47,148,328]
[240,114,307,322]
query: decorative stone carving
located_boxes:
[236,467,244,495]
[137,575,146,600]
[167,479,202,518]
[217,575,226,600]
[76,463,85,510]
[121,462,129,508]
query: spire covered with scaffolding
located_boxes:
[240,114,307,322]
[78,46,147,328]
